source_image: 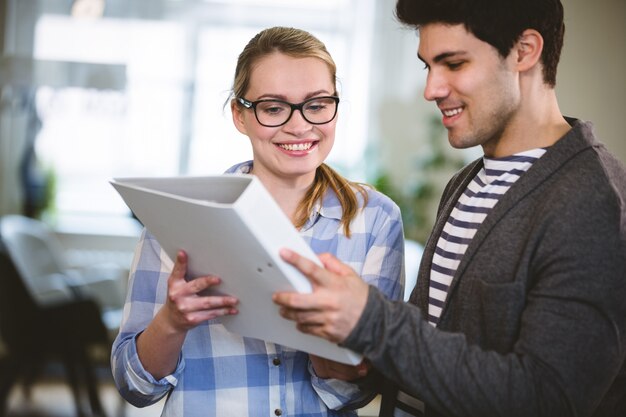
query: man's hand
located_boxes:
[272,248,369,344]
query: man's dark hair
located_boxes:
[395,0,565,87]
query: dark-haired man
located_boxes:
[273,0,626,416]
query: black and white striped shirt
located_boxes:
[394,148,546,417]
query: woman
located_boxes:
[111,26,405,417]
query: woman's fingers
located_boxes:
[164,250,238,330]
[169,250,189,284]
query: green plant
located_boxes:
[373,115,466,244]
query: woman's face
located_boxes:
[232,52,337,186]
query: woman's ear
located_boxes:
[515,29,543,72]
[231,99,248,135]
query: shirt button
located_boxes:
[274,409,282,416]
[272,357,281,366]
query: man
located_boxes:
[273,0,626,416]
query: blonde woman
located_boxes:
[111,26,405,417]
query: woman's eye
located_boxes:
[305,104,325,112]
[305,97,335,112]
[260,103,286,114]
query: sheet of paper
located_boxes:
[111,174,362,365]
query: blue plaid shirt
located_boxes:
[111,161,405,417]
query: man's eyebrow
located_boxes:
[418,51,466,64]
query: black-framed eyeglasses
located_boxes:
[236,95,339,127]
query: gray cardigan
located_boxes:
[343,119,626,417]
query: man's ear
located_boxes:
[231,99,248,135]
[515,29,543,72]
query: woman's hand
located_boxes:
[137,250,238,379]
[161,250,239,333]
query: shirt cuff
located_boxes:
[308,360,365,410]
[125,332,184,394]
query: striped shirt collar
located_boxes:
[481,148,548,184]
[482,147,548,169]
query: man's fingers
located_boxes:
[278,305,324,325]
[273,291,322,311]
[318,252,357,276]
[295,322,341,343]
[280,248,332,286]
[296,322,324,336]
[280,249,357,282]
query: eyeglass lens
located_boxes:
[255,97,337,127]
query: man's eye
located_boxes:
[447,62,463,70]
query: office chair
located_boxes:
[0,215,125,315]
[0,215,123,417]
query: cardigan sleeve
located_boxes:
[342,149,626,417]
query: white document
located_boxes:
[111,174,362,365]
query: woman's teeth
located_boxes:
[278,142,313,151]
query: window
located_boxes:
[30,0,375,223]
[34,15,187,217]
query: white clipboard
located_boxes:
[111,174,362,365]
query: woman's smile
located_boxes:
[276,141,319,154]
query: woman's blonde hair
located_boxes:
[231,26,368,237]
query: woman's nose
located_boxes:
[283,108,312,134]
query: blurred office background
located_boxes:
[0,0,624,416]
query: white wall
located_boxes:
[557,0,626,161]
[371,0,626,189]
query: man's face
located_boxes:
[418,23,521,156]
